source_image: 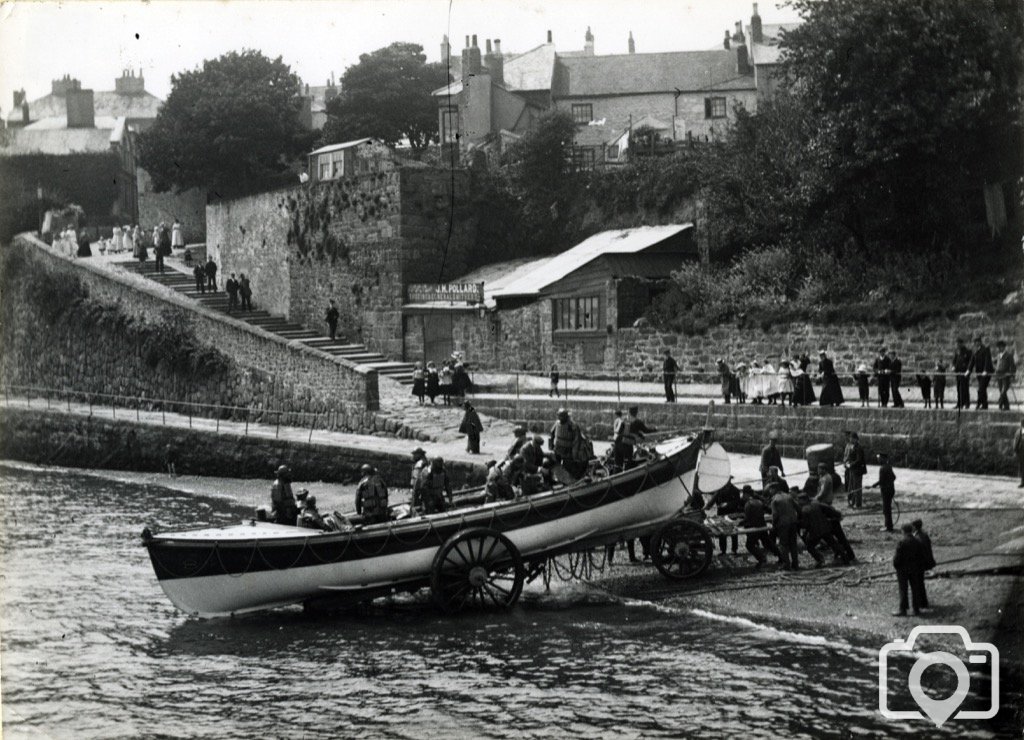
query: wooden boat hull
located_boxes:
[144,435,706,617]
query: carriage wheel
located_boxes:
[651,519,714,580]
[431,528,525,613]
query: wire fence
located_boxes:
[1,383,358,442]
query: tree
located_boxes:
[321,43,448,151]
[139,50,311,195]
[779,0,1023,254]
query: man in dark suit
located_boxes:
[911,519,935,609]
[969,336,994,410]
[889,350,904,408]
[952,338,972,410]
[873,349,891,407]
[893,523,926,616]
[662,349,678,403]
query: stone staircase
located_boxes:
[120,258,416,384]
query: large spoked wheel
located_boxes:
[651,519,714,580]
[430,528,525,613]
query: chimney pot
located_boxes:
[486,39,492,53]
[494,39,502,54]
[723,30,731,49]
[547,30,552,43]
[751,2,763,43]
[465,35,470,48]
[628,31,635,54]
[472,34,478,47]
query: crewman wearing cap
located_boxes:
[410,447,428,489]
[616,405,655,469]
[550,408,583,478]
[356,464,390,524]
[414,457,453,514]
[759,433,783,489]
[506,426,528,461]
[297,494,326,530]
[270,465,298,525]
[520,434,546,475]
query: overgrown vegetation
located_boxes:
[1,246,235,379]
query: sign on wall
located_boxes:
[407,282,484,304]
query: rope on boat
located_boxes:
[215,540,259,579]
[254,537,309,571]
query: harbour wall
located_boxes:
[0,406,487,489]
[1,234,390,430]
[473,397,1022,476]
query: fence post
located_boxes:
[112,398,116,419]
[245,408,249,436]
[308,413,316,444]
[188,404,192,429]
[515,371,520,401]
[67,392,71,413]
[276,411,281,438]
[216,414,220,433]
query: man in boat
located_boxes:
[759,434,784,489]
[486,458,518,502]
[297,495,327,530]
[550,408,584,478]
[410,447,428,489]
[764,466,787,497]
[623,405,655,468]
[520,435,546,475]
[415,457,453,514]
[270,465,299,525]
[506,426,528,461]
[355,464,390,524]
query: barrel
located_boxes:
[805,443,835,474]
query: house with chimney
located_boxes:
[434,5,785,167]
[0,71,205,241]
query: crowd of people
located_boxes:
[657,337,1017,411]
[411,355,472,406]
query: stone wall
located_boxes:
[205,188,293,317]
[0,406,487,489]
[206,163,475,361]
[472,396,1022,476]
[136,169,206,242]
[434,300,1020,380]
[2,235,381,423]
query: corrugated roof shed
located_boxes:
[491,224,692,299]
[309,138,373,156]
[552,50,755,97]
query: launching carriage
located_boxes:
[141,432,731,618]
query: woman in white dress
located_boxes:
[762,358,779,404]
[171,218,184,250]
[777,360,795,406]
[111,225,123,254]
[749,361,765,403]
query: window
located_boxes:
[571,147,596,171]
[318,158,332,181]
[705,96,727,119]
[606,144,619,161]
[571,103,593,124]
[441,107,459,144]
[553,296,600,331]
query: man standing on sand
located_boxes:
[843,432,867,508]
[893,523,927,617]
[662,349,678,403]
[911,519,935,610]
[1014,419,1024,488]
[870,452,897,532]
[459,401,483,454]
[771,486,800,570]
[759,433,783,489]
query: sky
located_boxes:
[0,0,801,111]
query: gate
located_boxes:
[422,314,453,364]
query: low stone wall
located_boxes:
[2,234,380,421]
[472,396,1022,476]
[0,406,486,489]
[615,316,1020,380]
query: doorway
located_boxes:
[422,314,453,365]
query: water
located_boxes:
[0,464,1013,739]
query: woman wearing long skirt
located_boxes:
[793,353,817,405]
[777,360,795,406]
[817,350,845,406]
[411,362,426,404]
[762,359,779,404]
[426,361,440,404]
[440,362,454,405]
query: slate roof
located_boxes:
[0,116,124,155]
[552,50,755,97]
[748,22,800,66]
[490,224,693,299]
[6,90,162,125]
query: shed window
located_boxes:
[704,96,727,119]
[571,147,596,171]
[606,144,619,161]
[553,296,600,331]
[571,103,593,124]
